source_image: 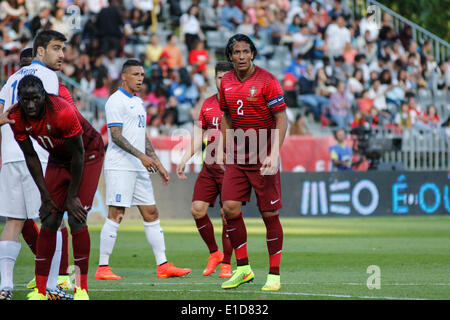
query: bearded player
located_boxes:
[219,34,287,291]
[176,62,234,278]
[3,75,105,300]
[0,30,75,300]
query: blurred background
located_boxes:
[0,0,448,174]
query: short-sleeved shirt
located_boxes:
[219,66,286,168]
[329,143,353,171]
[104,87,147,172]
[8,95,103,165]
[198,94,223,165]
[0,60,59,164]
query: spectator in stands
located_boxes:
[292,23,315,61]
[124,7,149,56]
[289,113,311,136]
[180,4,204,52]
[415,104,441,130]
[287,14,302,35]
[236,12,255,36]
[29,4,52,38]
[285,53,307,80]
[145,33,163,67]
[350,110,367,128]
[188,40,209,78]
[162,33,184,71]
[221,0,244,31]
[96,0,124,56]
[329,80,353,128]
[395,101,415,129]
[50,7,72,39]
[87,0,109,15]
[298,64,329,122]
[358,89,374,118]
[329,128,352,171]
[325,14,350,57]
[347,68,364,104]
[0,0,26,23]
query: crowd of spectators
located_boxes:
[0,0,449,139]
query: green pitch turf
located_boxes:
[2,216,449,300]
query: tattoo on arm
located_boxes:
[145,136,157,159]
[110,126,144,159]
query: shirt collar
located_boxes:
[118,87,137,98]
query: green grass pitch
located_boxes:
[2,216,449,300]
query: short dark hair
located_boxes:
[20,48,33,60]
[32,30,67,57]
[18,75,45,97]
[121,59,143,73]
[225,33,258,62]
[215,61,234,75]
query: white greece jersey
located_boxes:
[0,60,58,164]
[104,87,147,172]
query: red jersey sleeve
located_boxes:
[219,76,228,112]
[58,83,76,109]
[8,105,28,142]
[263,74,287,114]
[198,105,207,130]
[58,107,82,139]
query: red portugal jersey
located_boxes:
[9,95,104,165]
[219,66,286,167]
[198,94,223,165]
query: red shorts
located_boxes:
[221,164,282,212]
[45,153,104,212]
[192,164,224,207]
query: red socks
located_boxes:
[262,214,283,275]
[194,215,219,254]
[71,227,90,291]
[22,219,39,255]
[225,212,248,266]
[221,223,233,265]
[35,227,57,294]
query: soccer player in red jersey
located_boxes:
[176,62,234,278]
[3,75,105,300]
[219,34,288,291]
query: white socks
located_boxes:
[47,230,62,290]
[143,219,167,265]
[0,240,21,290]
[99,218,120,266]
[99,218,167,267]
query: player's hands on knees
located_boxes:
[260,154,279,176]
[39,198,61,222]
[65,196,87,223]
[176,162,187,180]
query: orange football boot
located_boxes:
[157,263,191,279]
[219,263,232,278]
[203,250,224,276]
[95,266,122,280]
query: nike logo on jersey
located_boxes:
[270,199,280,205]
[205,108,213,111]
[25,126,32,131]
[225,87,233,91]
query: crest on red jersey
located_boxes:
[247,86,258,101]
[46,122,52,134]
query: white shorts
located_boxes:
[105,170,155,207]
[0,161,47,219]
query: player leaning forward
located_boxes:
[95,59,191,280]
[1,75,105,300]
[219,34,287,291]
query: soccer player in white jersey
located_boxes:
[0,31,72,300]
[95,59,191,280]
